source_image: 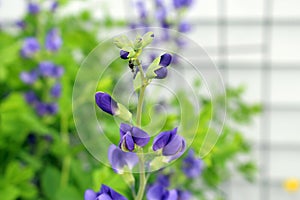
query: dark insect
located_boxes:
[128,59,135,73]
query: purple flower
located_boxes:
[28,3,40,14]
[154,53,172,79]
[50,83,61,98]
[20,37,40,58]
[137,1,147,19]
[51,1,59,12]
[157,174,170,187]
[16,20,26,29]
[120,50,130,60]
[39,61,64,77]
[182,149,203,178]
[45,29,62,52]
[84,184,127,200]
[152,127,186,162]
[35,102,58,116]
[108,145,138,174]
[20,70,38,84]
[24,91,39,105]
[95,92,118,115]
[173,0,193,9]
[146,184,178,200]
[177,190,191,200]
[119,123,150,152]
[178,21,191,33]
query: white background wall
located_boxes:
[1,0,300,199]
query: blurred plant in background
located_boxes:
[0,0,261,200]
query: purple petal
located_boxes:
[120,123,132,137]
[100,184,127,200]
[108,145,127,173]
[45,29,62,52]
[120,50,129,59]
[123,151,139,170]
[178,21,191,33]
[166,189,178,200]
[154,67,168,79]
[20,70,38,84]
[95,92,118,115]
[46,103,58,115]
[146,184,165,200]
[97,194,112,200]
[50,83,61,98]
[177,190,191,199]
[159,53,172,67]
[152,128,177,151]
[24,91,38,105]
[84,189,97,200]
[35,102,48,116]
[20,37,40,58]
[162,134,185,156]
[124,133,135,152]
[131,127,149,147]
[28,3,40,14]
[152,132,171,151]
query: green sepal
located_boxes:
[121,46,136,58]
[145,56,161,79]
[141,32,154,48]
[120,170,135,187]
[114,35,132,49]
[115,103,132,122]
[133,34,143,50]
[133,72,143,91]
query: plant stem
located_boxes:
[135,59,147,200]
[60,114,71,187]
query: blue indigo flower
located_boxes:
[157,174,170,187]
[120,50,130,59]
[146,183,178,200]
[50,83,61,98]
[51,1,58,12]
[95,92,118,115]
[137,1,147,19]
[35,102,58,116]
[178,21,191,33]
[108,145,138,174]
[177,190,191,199]
[173,0,193,9]
[84,184,128,200]
[152,127,186,162]
[46,103,58,114]
[20,70,38,84]
[20,37,40,58]
[182,149,203,178]
[39,61,64,77]
[119,123,150,152]
[45,29,62,52]
[24,91,39,105]
[16,20,26,29]
[154,53,172,79]
[95,92,132,121]
[28,2,40,14]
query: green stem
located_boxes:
[135,59,147,200]
[60,114,71,187]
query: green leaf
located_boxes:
[0,185,20,200]
[54,185,81,200]
[41,166,61,199]
[133,72,143,91]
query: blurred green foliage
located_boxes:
[0,1,261,200]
